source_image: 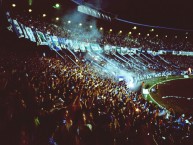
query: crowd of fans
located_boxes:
[10,12,193,51]
[1,47,193,145]
[1,9,193,145]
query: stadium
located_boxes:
[0,0,193,145]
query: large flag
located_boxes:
[5,12,13,32]
[12,19,24,38]
[58,37,66,49]
[19,23,29,39]
[104,45,111,55]
[36,31,48,45]
[51,36,61,51]
[121,47,128,55]
[25,27,36,42]
[79,42,86,52]
[90,43,102,52]
[44,34,54,50]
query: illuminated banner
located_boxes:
[5,12,13,32]
[36,31,48,45]
[25,27,36,42]
[78,5,111,21]
[12,19,24,38]
[104,45,111,54]
[51,36,61,51]
[20,23,31,39]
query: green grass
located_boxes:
[143,75,193,109]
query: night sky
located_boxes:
[3,0,193,30]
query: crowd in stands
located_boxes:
[10,12,193,51]
[1,9,193,145]
[1,47,193,145]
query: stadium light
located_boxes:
[150,28,154,32]
[165,35,167,38]
[100,27,103,31]
[119,30,122,34]
[56,17,59,21]
[109,29,112,32]
[12,4,16,7]
[128,31,132,35]
[53,3,60,9]
[79,23,82,26]
[43,14,46,17]
[147,33,150,36]
[175,35,178,38]
[68,20,71,24]
[156,34,159,37]
[138,33,141,35]
[29,9,32,13]
[186,36,188,39]
[133,26,137,30]
[90,25,93,28]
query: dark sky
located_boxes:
[84,0,193,29]
[3,0,193,30]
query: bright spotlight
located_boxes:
[151,28,154,32]
[56,17,59,21]
[128,31,132,35]
[156,34,159,37]
[138,33,141,35]
[12,4,16,7]
[135,108,140,112]
[68,20,71,24]
[165,35,167,38]
[119,30,122,33]
[186,36,188,39]
[100,27,103,30]
[79,23,82,26]
[29,9,32,12]
[175,35,178,38]
[90,25,93,28]
[133,26,137,30]
[53,3,60,9]
[147,33,150,36]
[43,14,46,17]
[109,29,112,32]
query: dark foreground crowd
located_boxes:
[0,49,193,145]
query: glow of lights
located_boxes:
[147,33,149,36]
[151,28,154,32]
[128,32,132,35]
[165,35,167,38]
[56,17,59,21]
[175,35,177,38]
[100,27,103,30]
[12,4,16,7]
[53,3,60,9]
[90,25,93,28]
[110,29,112,32]
[135,108,140,112]
[43,14,46,17]
[133,26,137,30]
[138,33,141,35]
[79,23,82,26]
[186,32,188,35]
[68,20,71,24]
[119,30,122,33]
[156,34,158,37]
[186,36,188,39]
[29,9,32,12]
[29,0,33,6]
[128,82,134,88]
